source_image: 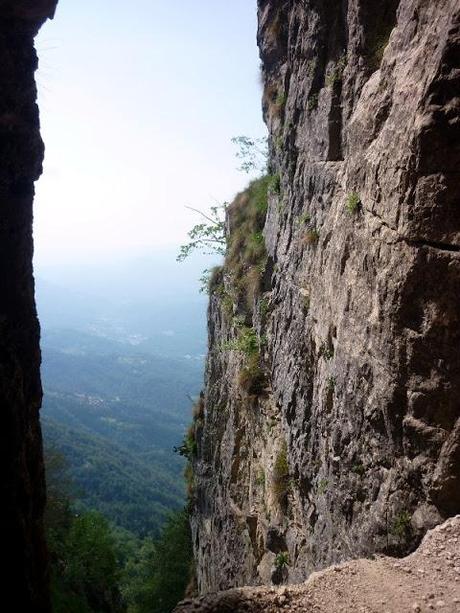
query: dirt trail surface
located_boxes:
[175,517,460,612]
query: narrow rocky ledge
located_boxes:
[176,515,460,612]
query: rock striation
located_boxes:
[0,1,57,610]
[189,0,460,595]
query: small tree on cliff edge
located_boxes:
[176,204,227,263]
[231,135,268,175]
[176,136,268,285]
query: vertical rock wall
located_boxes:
[0,1,57,610]
[191,0,460,594]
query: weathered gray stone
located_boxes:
[190,0,460,596]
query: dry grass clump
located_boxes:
[192,396,205,422]
[263,81,278,111]
[225,176,270,314]
[207,266,224,292]
[238,353,266,396]
[273,442,290,507]
[263,80,287,119]
[266,9,283,44]
[212,177,275,395]
[184,463,195,500]
[303,228,320,246]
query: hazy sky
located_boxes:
[35,0,266,267]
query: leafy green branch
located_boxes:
[176,204,227,262]
[231,135,268,175]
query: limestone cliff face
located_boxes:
[190,0,460,594]
[0,1,57,609]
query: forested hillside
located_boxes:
[36,255,208,610]
[45,445,193,613]
[37,255,207,537]
[43,417,183,535]
[40,330,202,535]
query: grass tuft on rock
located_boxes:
[224,176,270,313]
[273,442,290,507]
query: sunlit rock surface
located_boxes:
[190,0,460,595]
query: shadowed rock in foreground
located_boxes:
[0,1,57,610]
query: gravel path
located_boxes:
[175,516,460,612]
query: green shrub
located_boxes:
[181,174,270,316]
[317,478,328,495]
[275,551,290,569]
[251,231,265,246]
[223,326,260,356]
[232,314,246,328]
[174,425,197,460]
[177,205,226,263]
[392,511,412,538]
[346,192,361,214]
[224,326,267,395]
